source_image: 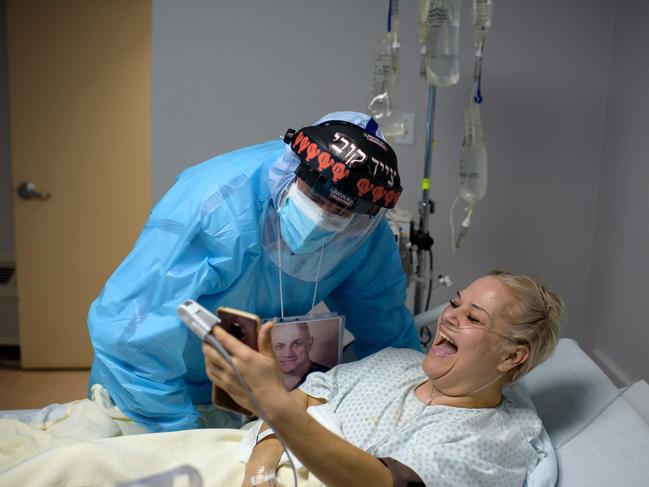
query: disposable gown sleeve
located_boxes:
[324,220,421,357]
[88,176,248,432]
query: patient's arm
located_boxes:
[241,439,281,487]
[265,400,394,487]
[246,389,392,487]
[242,389,325,486]
[205,324,394,487]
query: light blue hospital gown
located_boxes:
[299,348,543,486]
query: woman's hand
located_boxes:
[203,321,292,418]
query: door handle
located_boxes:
[17,182,51,200]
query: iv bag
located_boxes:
[458,104,487,204]
[368,34,404,140]
[472,0,494,49]
[419,0,461,87]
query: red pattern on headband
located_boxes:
[356,178,374,197]
[291,130,401,208]
[371,186,385,203]
[331,163,350,182]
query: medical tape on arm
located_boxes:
[256,427,277,444]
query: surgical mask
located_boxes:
[278,183,351,254]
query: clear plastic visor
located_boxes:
[280,176,385,239]
[294,177,353,219]
[264,191,387,282]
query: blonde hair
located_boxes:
[488,270,564,383]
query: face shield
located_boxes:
[263,116,401,281]
[278,167,388,254]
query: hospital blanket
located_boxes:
[0,419,321,486]
[0,387,322,486]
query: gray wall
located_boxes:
[152,0,395,198]
[584,0,649,385]
[0,0,15,258]
[152,0,612,344]
[1,0,644,383]
[415,0,613,346]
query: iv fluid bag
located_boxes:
[472,0,493,48]
[368,35,398,119]
[368,34,405,140]
[420,0,461,87]
[459,104,487,204]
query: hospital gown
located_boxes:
[300,348,543,487]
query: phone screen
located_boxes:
[216,307,260,351]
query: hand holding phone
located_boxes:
[177,300,260,346]
[176,300,261,416]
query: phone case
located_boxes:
[216,307,260,351]
[211,307,261,416]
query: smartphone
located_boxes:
[212,307,261,416]
[216,307,261,350]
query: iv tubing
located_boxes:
[310,247,325,313]
[449,194,461,253]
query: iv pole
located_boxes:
[411,84,436,315]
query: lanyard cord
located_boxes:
[277,235,285,320]
[311,247,325,312]
[276,213,325,319]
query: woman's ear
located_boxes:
[497,344,529,373]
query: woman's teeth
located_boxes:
[431,331,459,356]
[439,331,456,346]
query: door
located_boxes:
[6,0,152,367]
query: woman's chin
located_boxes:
[422,353,455,380]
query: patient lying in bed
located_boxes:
[0,271,562,487]
[205,270,564,487]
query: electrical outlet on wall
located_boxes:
[394,112,415,145]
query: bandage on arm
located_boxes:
[244,389,319,477]
[243,439,283,487]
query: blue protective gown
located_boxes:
[88,139,421,432]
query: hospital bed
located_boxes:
[522,338,649,486]
[3,310,649,486]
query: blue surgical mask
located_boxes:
[278,184,350,254]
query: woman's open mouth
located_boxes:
[431,329,459,356]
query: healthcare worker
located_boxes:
[87,111,421,432]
